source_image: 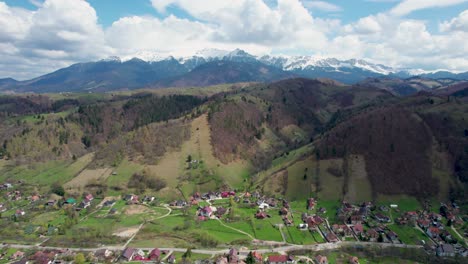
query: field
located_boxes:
[388,225,427,245]
[64,167,112,191]
[0,152,93,187]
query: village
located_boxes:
[0,181,467,263]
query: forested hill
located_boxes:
[0,78,466,205]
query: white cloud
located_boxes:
[0,0,468,80]
[390,0,468,17]
[302,1,342,12]
[346,15,383,35]
[440,9,468,32]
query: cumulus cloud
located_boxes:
[0,0,112,79]
[440,10,468,32]
[0,0,468,79]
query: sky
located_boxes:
[0,0,468,80]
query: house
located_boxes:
[84,193,94,201]
[266,198,278,207]
[283,216,293,226]
[132,249,145,261]
[405,211,418,220]
[121,248,137,261]
[349,256,359,264]
[366,228,379,242]
[314,255,328,264]
[298,223,308,229]
[374,213,391,223]
[429,213,442,221]
[10,251,24,260]
[15,209,25,217]
[390,204,398,209]
[350,215,363,225]
[30,251,56,264]
[46,200,56,207]
[417,219,430,229]
[216,207,227,217]
[267,255,294,264]
[251,251,263,263]
[386,231,398,242]
[221,192,235,198]
[426,226,440,239]
[65,198,76,205]
[94,249,113,260]
[216,257,229,264]
[436,244,455,257]
[258,202,270,210]
[331,224,352,237]
[228,248,239,263]
[167,254,176,263]
[103,200,116,207]
[255,211,268,219]
[30,195,40,202]
[143,195,155,203]
[77,199,91,211]
[307,215,324,230]
[351,224,364,235]
[124,194,135,201]
[149,248,161,261]
[0,183,13,189]
[0,203,6,212]
[325,232,339,243]
[307,198,316,210]
[280,207,289,215]
[318,207,327,214]
[200,206,213,217]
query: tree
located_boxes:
[182,248,192,260]
[245,251,255,264]
[50,182,65,196]
[74,253,85,264]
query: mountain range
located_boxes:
[1,48,468,93]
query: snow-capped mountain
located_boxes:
[119,49,400,76]
[1,48,467,93]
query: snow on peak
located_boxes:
[101,56,121,62]
[121,50,170,62]
[193,48,230,59]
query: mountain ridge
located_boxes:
[1,49,467,93]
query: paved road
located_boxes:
[0,241,423,255]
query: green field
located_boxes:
[388,225,427,245]
[0,153,93,186]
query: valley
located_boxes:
[0,78,467,263]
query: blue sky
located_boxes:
[0,0,468,79]
[6,0,465,30]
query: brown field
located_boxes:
[64,167,112,191]
[344,155,372,203]
[124,205,151,215]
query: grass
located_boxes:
[318,200,341,223]
[198,220,251,243]
[106,159,144,188]
[388,225,427,245]
[285,227,317,244]
[0,153,93,186]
